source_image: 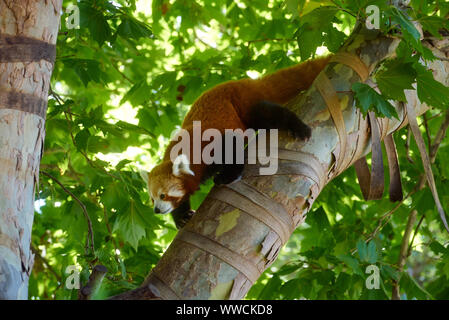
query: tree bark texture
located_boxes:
[111,25,449,300]
[0,0,61,299]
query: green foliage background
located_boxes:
[31,0,449,299]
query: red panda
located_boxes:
[140,56,331,228]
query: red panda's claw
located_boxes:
[291,122,312,141]
[174,209,195,229]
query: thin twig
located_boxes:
[328,0,357,18]
[429,110,449,162]
[392,109,449,299]
[109,58,133,83]
[350,191,414,255]
[423,113,432,150]
[407,214,426,258]
[31,244,62,282]
[405,127,414,164]
[41,171,95,255]
[392,209,418,300]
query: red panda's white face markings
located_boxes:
[140,154,195,214]
[150,182,186,214]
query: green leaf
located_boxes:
[420,16,449,38]
[359,286,388,300]
[352,82,399,120]
[113,200,146,251]
[414,63,449,110]
[277,262,303,276]
[115,121,154,136]
[117,16,153,40]
[334,272,352,293]
[429,241,448,256]
[381,265,400,281]
[387,8,421,43]
[63,59,104,87]
[296,23,322,60]
[74,129,90,151]
[443,260,449,280]
[258,275,282,299]
[366,241,377,264]
[399,273,434,300]
[337,254,364,277]
[120,81,152,106]
[79,1,112,46]
[280,279,302,299]
[284,0,301,18]
[309,207,331,230]
[296,7,340,59]
[323,26,345,53]
[386,8,434,60]
[356,239,368,262]
[376,59,416,101]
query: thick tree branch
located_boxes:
[112,25,449,300]
[79,265,108,300]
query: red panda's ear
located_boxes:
[172,154,195,177]
[139,169,149,184]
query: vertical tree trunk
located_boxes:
[0,0,61,299]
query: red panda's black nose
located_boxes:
[154,207,160,213]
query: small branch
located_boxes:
[109,58,133,83]
[63,107,120,181]
[328,0,358,18]
[78,265,108,300]
[424,111,443,122]
[392,209,418,300]
[423,113,432,150]
[368,190,413,239]
[429,110,449,162]
[49,86,64,105]
[391,109,449,299]
[194,30,217,49]
[405,127,414,164]
[41,171,95,255]
[31,245,62,283]
[407,214,425,258]
[350,191,414,255]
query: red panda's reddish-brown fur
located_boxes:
[145,56,331,225]
[161,55,331,178]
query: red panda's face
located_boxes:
[140,154,195,214]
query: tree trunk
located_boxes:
[111,24,449,300]
[0,0,61,299]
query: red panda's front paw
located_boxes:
[290,119,312,141]
[213,163,244,185]
[173,209,195,229]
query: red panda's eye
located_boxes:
[160,194,166,200]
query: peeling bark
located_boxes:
[0,0,61,299]
[111,25,449,300]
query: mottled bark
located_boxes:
[112,26,449,300]
[0,0,62,299]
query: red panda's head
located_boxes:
[140,154,195,214]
